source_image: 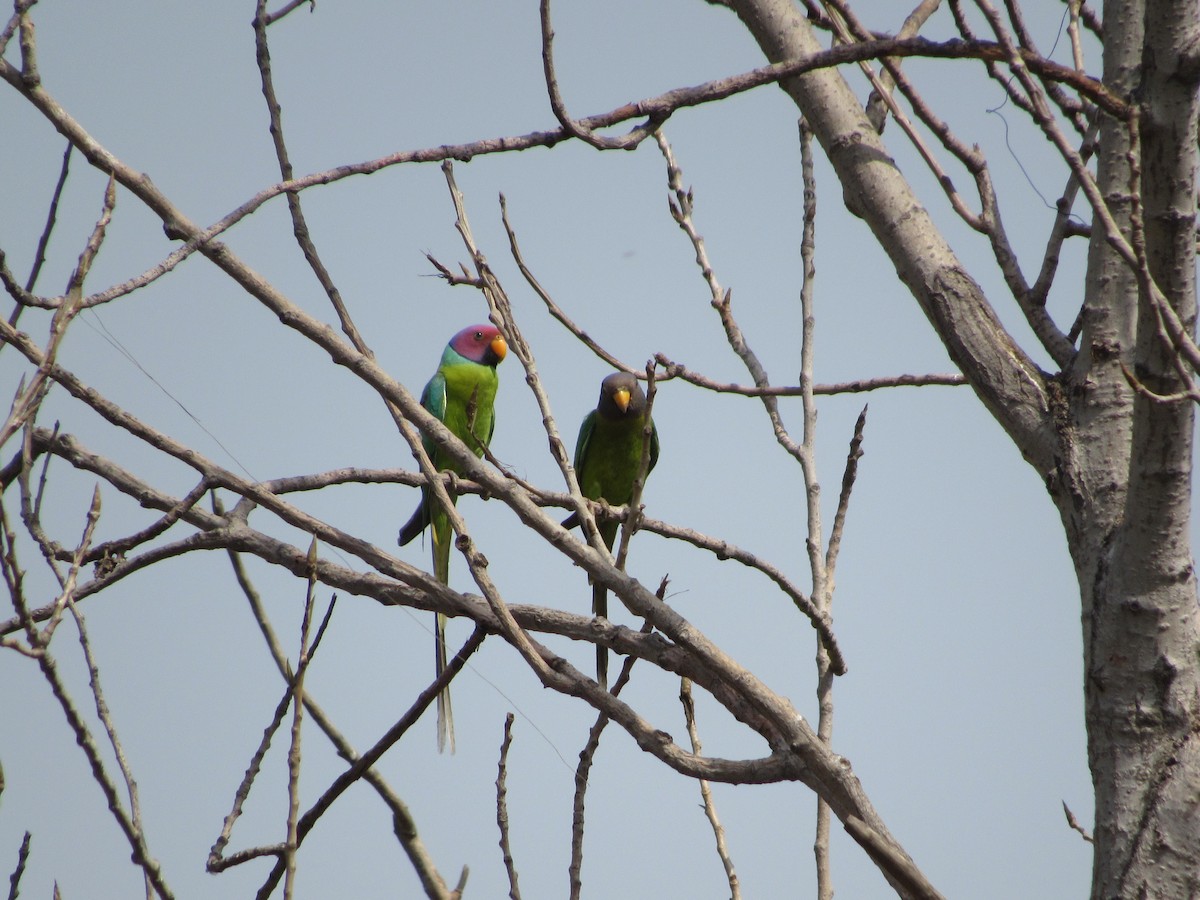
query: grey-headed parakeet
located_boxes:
[566,372,659,688]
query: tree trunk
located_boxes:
[715,0,1200,895]
[1061,2,1200,896]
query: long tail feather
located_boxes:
[593,581,608,690]
[593,522,620,690]
[435,611,455,753]
[432,503,455,753]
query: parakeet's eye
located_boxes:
[474,331,485,341]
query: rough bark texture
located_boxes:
[1068,2,1200,897]
[715,0,1200,895]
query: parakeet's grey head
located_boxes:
[596,372,647,420]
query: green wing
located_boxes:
[420,370,448,462]
[573,410,597,473]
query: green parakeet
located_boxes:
[399,323,507,752]
[566,372,659,689]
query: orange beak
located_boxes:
[613,388,630,413]
[491,334,508,362]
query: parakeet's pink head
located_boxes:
[448,324,507,367]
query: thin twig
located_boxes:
[252,627,486,900]
[215,535,468,900]
[1061,800,1094,843]
[66,585,152,900]
[992,0,1090,131]
[10,586,174,898]
[0,176,113,450]
[496,714,522,900]
[680,677,741,900]
[824,0,985,230]
[825,406,868,581]
[538,0,664,150]
[15,3,37,86]
[0,32,1126,318]
[656,356,967,395]
[1029,116,1098,310]
[658,130,846,673]
[6,831,31,900]
[252,1,370,355]
[38,483,101,646]
[263,0,312,27]
[1,140,70,342]
[436,163,560,682]
[283,537,320,899]
[207,662,296,870]
[797,115,834,900]
[0,498,38,652]
[829,0,1077,367]
[569,601,659,900]
[1119,361,1200,404]
[862,0,942,133]
[498,196,636,374]
[0,2,36,61]
[23,143,70,297]
[453,184,598,548]
[656,132,808,464]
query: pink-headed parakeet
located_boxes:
[399,323,507,752]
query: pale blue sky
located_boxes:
[2,2,1102,897]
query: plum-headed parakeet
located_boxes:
[567,372,659,689]
[399,323,507,752]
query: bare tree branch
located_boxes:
[655,356,968,395]
[569,610,655,900]
[1062,800,1095,843]
[65,584,152,900]
[538,0,664,150]
[0,176,112,450]
[0,30,1127,315]
[861,0,943,133]
[680,677,741,900]
[283,539,320,899]
[0,139,70,340]
[723,0,1056,482]
[5,831,31,900]
[215,541,462,900]
[252,0,370,355]
[499,195,637,375]
[250,626,487,900]
[263,0,312,27]
[797,114,835,900]
[6,530,174,898]
[844,816,946,900]
[496,714,522,900]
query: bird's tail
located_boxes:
[432,507,455,753]
[435,611,455,753]
[398,495,430,546]
[593,581,608,690]
[593,522,621,690]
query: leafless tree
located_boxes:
[1,1,1196,898]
